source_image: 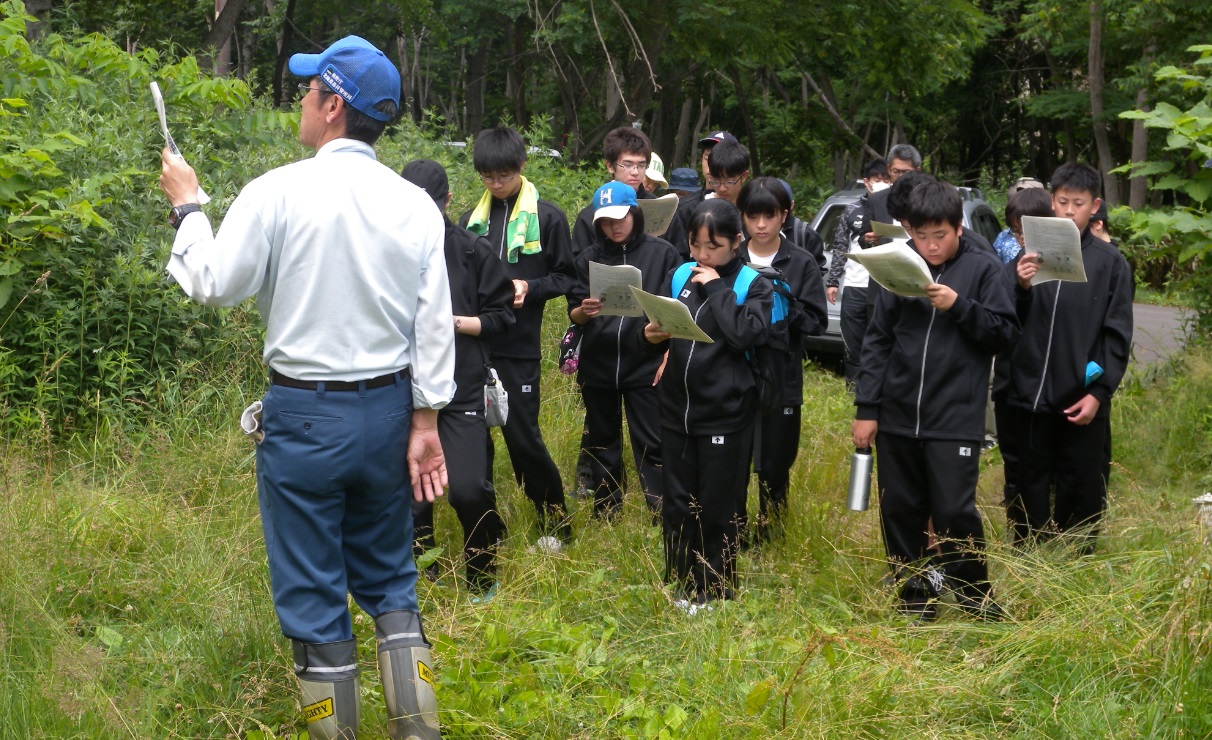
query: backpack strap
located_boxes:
[670,262,696,299]
[733,264,758,305]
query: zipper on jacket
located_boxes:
[616,251,627,388]
[683,302,707,434]
[1032,283,1062,412]
[914,264,944,437]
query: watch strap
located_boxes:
[169,203,202,230]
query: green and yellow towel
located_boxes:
[466,177,542,263]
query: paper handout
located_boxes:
[589,261,644,317]
[871,221,910,241]
[637,193,680,236]
[629,286,714,343]
[846,241,934,297]
[1021,216,1087,285]
[151,82,210,205]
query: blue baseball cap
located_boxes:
[592,181,638,221]
[289,36,401,122]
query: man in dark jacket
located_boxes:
[460,126,576,548]
[663,130,738,259]
[853,181,1019,622]
[403,159,514,595]
[1005,163,1133,553]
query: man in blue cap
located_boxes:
[159,35,448,740]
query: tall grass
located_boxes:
[1,314,1210,738]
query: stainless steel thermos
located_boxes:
[847,447,873,511]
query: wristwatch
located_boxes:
[168,203,202,230]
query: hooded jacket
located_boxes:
[1005,228,1133,416]
[740,236,828,406]
[652,256,772,434]
[855,233,1019,441]
[569,231,682,389]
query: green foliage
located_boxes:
[1116,45,1212,334]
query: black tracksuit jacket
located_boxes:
[442,220,516,411]
[1004,229,1134,417]
[459,194,575,361]
[855,234,1020,441]
[739,237,828,406]
[651,256,772,435]
[569,233,682,389]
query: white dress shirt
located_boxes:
[168,138,455,409]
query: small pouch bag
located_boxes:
[484,366,509,427]
[558,323,584,375]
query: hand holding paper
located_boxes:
[629,286,713,343]
[1020,216,1086,285]
[151,82,210,205]
[589,261,644,317]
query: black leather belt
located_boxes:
[271,370,405,391]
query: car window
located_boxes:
[813,204,847,250]
[978,209,1001,244]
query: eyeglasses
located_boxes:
[707,177,743,188]
[296,84,325,102]
[614,160,648,173]
[480,172,519,185]
[889,166,916,177]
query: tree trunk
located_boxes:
[24,0,53,38]
[271,0,298,107]
[465,46,487,136]
[728,66,761,175]
[1128,45,1154,210]
[671,98,693,169]
[1088,1,1119,206]
[200,0,247,75]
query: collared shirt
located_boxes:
[167,138,455,409]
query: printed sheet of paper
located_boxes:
[589,261,644,317]
[1021,215,1087,285]
[871,220,910,241]
[629,286,714,343]
[846,241,934,297]
[637,193,680,236]
[151,82,210,204]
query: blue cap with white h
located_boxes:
[592,181,638,221]
[289,36,401,122]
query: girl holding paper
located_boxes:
[643,199,772,612]
[569,181,680,518]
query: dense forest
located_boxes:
[20,0,1212,199]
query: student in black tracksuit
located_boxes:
[459,126,576,543]
[569,181,681,517]
[1005,163,1133,552]
[994,187,1055,543]
[737,178,828,542]
[644,199,771,608]
[663,131,739,261]
[853,181,1019,622]
[402,160,514,594]
[570,127,663,260]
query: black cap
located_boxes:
[698,130,738,147]
[400,159,449,207]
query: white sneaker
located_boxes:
[535,536,564,554]
[673,598,713,616]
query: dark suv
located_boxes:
[803,184,1003,355]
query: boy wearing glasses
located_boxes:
[665,130,740,260]
[570,127,660,259]
[459,126,576,549]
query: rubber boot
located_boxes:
[376,610,441,740]
[293,638,360,739]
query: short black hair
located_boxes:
[1049,162,1101,199]
[862,159,889,179]
[594,205,647,247]
[687,199,743,250]
[886,171,936,221]
[1005,188,1053,230]
[472,126,527,174]
[737,177,791,223]
[602,127,651,165]
[905,180,963,230]
[316,79,396,146]
[707,141,750,179]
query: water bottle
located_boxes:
[847,447,873,512]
